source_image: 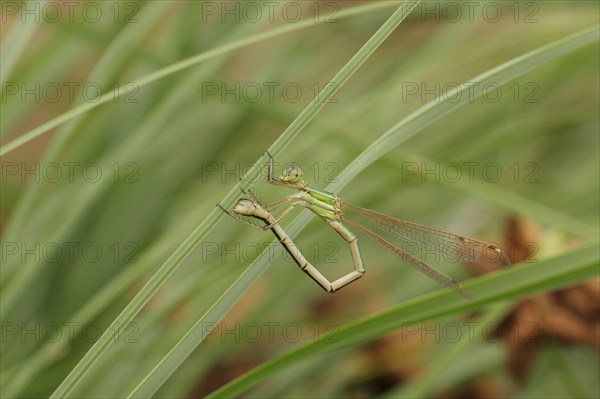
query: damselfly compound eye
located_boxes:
[282,165,303,183]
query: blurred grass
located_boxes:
[1,1,598,398]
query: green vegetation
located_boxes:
[1,1,598,398]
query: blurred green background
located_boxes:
[1,1,598,398]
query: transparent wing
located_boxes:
[342,214,471,299]
[343,203,511,268]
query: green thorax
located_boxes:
[296,185,340,221]
[306,185,337,206]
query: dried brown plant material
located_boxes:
[474,218,600,384]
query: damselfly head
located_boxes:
[280,164,304,184]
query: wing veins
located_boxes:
[343,203,510,268]
[342,214,472,299]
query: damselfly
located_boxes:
[219,152,510,298]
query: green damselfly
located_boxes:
[220,153,510,299]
